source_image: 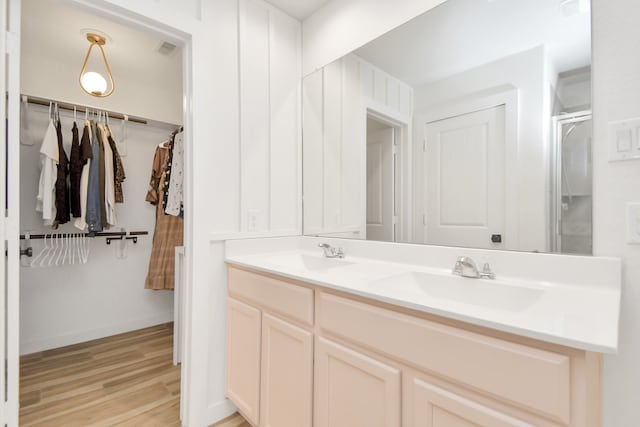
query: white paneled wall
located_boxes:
[303,54,412,237]
[238,0,301,236]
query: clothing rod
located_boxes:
[24,95,148,125]
[20,231,149,240]
[23,95,183,130]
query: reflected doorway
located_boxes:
[366,116,397,242]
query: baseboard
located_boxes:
[20,311,174,355]
[205,399,237,426]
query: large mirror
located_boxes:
[302,0,592,254]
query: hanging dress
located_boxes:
[144,143,183,290]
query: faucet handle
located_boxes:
[480,262,496,279]
[452,260,463,275]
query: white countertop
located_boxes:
[225,242,621,354]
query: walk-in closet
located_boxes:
[18,0,185,424]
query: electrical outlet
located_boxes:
[247,209,259,232]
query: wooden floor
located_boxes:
[210,412,250,427]
[20,323,251,426]
[20,323,181,426]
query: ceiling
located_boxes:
[266,0,330,20]
[21,0,182,82]
[354,0,591,87]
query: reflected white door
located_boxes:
[366,127,394,241]
[423,106,505,249]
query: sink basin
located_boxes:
[260,253,354,273]
[369,271,544,312]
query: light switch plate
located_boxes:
[609,118,640,162]
[626,203,640,244]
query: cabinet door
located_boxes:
[260,314,313,427]
[315,337,401,427]
[226,298,261,426]
[410,376,536,427]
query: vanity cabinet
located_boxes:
[226,267,314,427]
[409,376,537,427]
[226,265,602,427]
[226,298,262,425]
[314,336,401,427]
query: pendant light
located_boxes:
[79,33,115,97]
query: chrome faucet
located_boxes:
[452,256,495,279]
[318,243,345,259]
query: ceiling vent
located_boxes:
[156,40,178,56]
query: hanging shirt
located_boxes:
[106,124,126,203]
[74,121,93,230]
[36,119,59,225]
[69,122,82,217]
[86,121,103,232]
[53,119,70,228]
[99,123,117,227]
[165,130,184,217]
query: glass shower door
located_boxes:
[553,112,592,255]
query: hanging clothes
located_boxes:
[74,121,93,230]
[96,124,108,230]
[36,118,58,225]
[164,130,184,217]
[145,143,183,290]
[85,121,103,232]
[161,134,174,214]
[69,121,82,217]
[106,124,126,203]
[98,123,117,227]
[53,119,70,228]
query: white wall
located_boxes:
[19,107,175,354]
[592,1,640,426]
[237,0,301,236]
[303,54,412,238]
[302,0,446,76]
[412,47,549,252]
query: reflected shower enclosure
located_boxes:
[552,112,592,255]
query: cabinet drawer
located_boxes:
[228,266,314,327]
[318,292,571,424]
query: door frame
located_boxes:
[3,1,21,424]
[550,110,593,253]
[413,88,519,249]
[6,1,203,425]
[364,104,411,243]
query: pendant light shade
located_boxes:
[79,33,115,97]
